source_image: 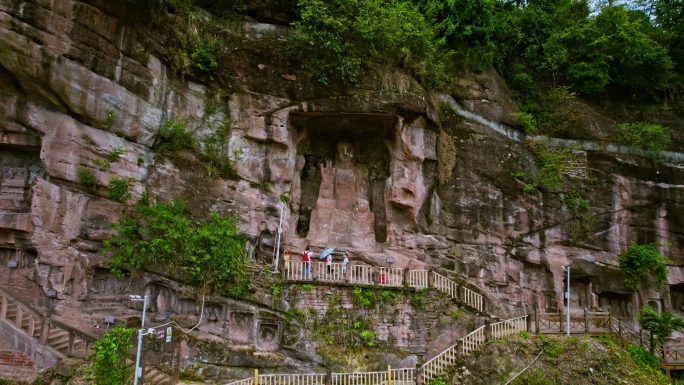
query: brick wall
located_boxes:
[0,318,58,372]
[0,350,36,382]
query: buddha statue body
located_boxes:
[307,141,375,248]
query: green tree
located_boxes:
[86,327,134,385]
[101,196,249,297]
[637,305,684,353]
[618,242,670,290]
[290,0,448,85]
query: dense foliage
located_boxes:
[637,305,684,351]
[618,242,670,290]
[616,122,672,151]
[86,327,134,385]
[100,195,249,297]
[290,0,450,85]
[288,0,683,115]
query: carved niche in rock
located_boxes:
[256,321,281,351]
[670,284,684,315]
[291,113,395,248]
[307,140,375,248]
[228,311,254,344]
[599,291,634,320]
[0,166,30,210]
[91,268,130,295]
[144,283,177,319]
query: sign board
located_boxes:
[7,261,17,268]
[156,329,165,340]
[166,327,172,343]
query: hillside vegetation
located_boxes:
[443,334,670,385]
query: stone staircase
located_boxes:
[226,271,527,385]
[0,286,176,385]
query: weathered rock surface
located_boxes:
[0,0,683,380]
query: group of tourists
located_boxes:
[282,245,348,279]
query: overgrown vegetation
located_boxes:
[290,0,450,85]
[100,194,249,297]
[616,122,672,151]
[637,305,684,352]
[618,242,670,290]
[85,327,134,385]
[447,334,669,385]
[154,117,239,179]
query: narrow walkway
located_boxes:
[535,310,684,376]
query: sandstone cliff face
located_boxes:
[1,0,683,377]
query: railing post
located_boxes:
[535,308,540,334]
[254,369,259,385]
[387,365,392,385]
[608,311,613,332]
[0,295,7,319]
[559,310,564,333]
[485,320,492,342]
[325,370,332,385]
[403,268,410,288]
[640,328,644,347]
[85,340,92,356]
[415,363,423,385]
[14,305,23,328]
[67,332,75,357]
[427,271,434,288]
[456,340,463,358]
[27,316,35,338]
[39,319,49,345]
[618,318,623,338]
[584,308,589,333]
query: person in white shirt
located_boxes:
[342,253,349,280]
[325,253,332,275]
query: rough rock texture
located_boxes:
[0,0,683,379]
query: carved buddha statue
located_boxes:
[307,140,375,247]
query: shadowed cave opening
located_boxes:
[289,112,398,245]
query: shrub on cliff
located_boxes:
[100,195,249,297]
[290,0,449,86]
[618,242,670,290]
[86,327,134,385]
[616,122,672,152]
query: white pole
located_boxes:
[133,295,147,385]
[274,201,284,272]
[565,267,570,336]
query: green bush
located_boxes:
[86,327,134,385]
[107,177,133,204]
[616,122,671,152]
[618,242,670,290]
[101,196,249,297]
[628,344,659,368]
[191,34,219,72]
[77,167,100,190]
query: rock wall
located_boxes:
[0,0,683,376]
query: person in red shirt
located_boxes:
[302,245,312,280]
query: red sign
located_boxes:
[156,329,165,340]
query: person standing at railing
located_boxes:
[302,245,312,279]
[282,250,290,276]
[325,252,332,275]
[342,253,349,280]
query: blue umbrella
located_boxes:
[319,248,334,259]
